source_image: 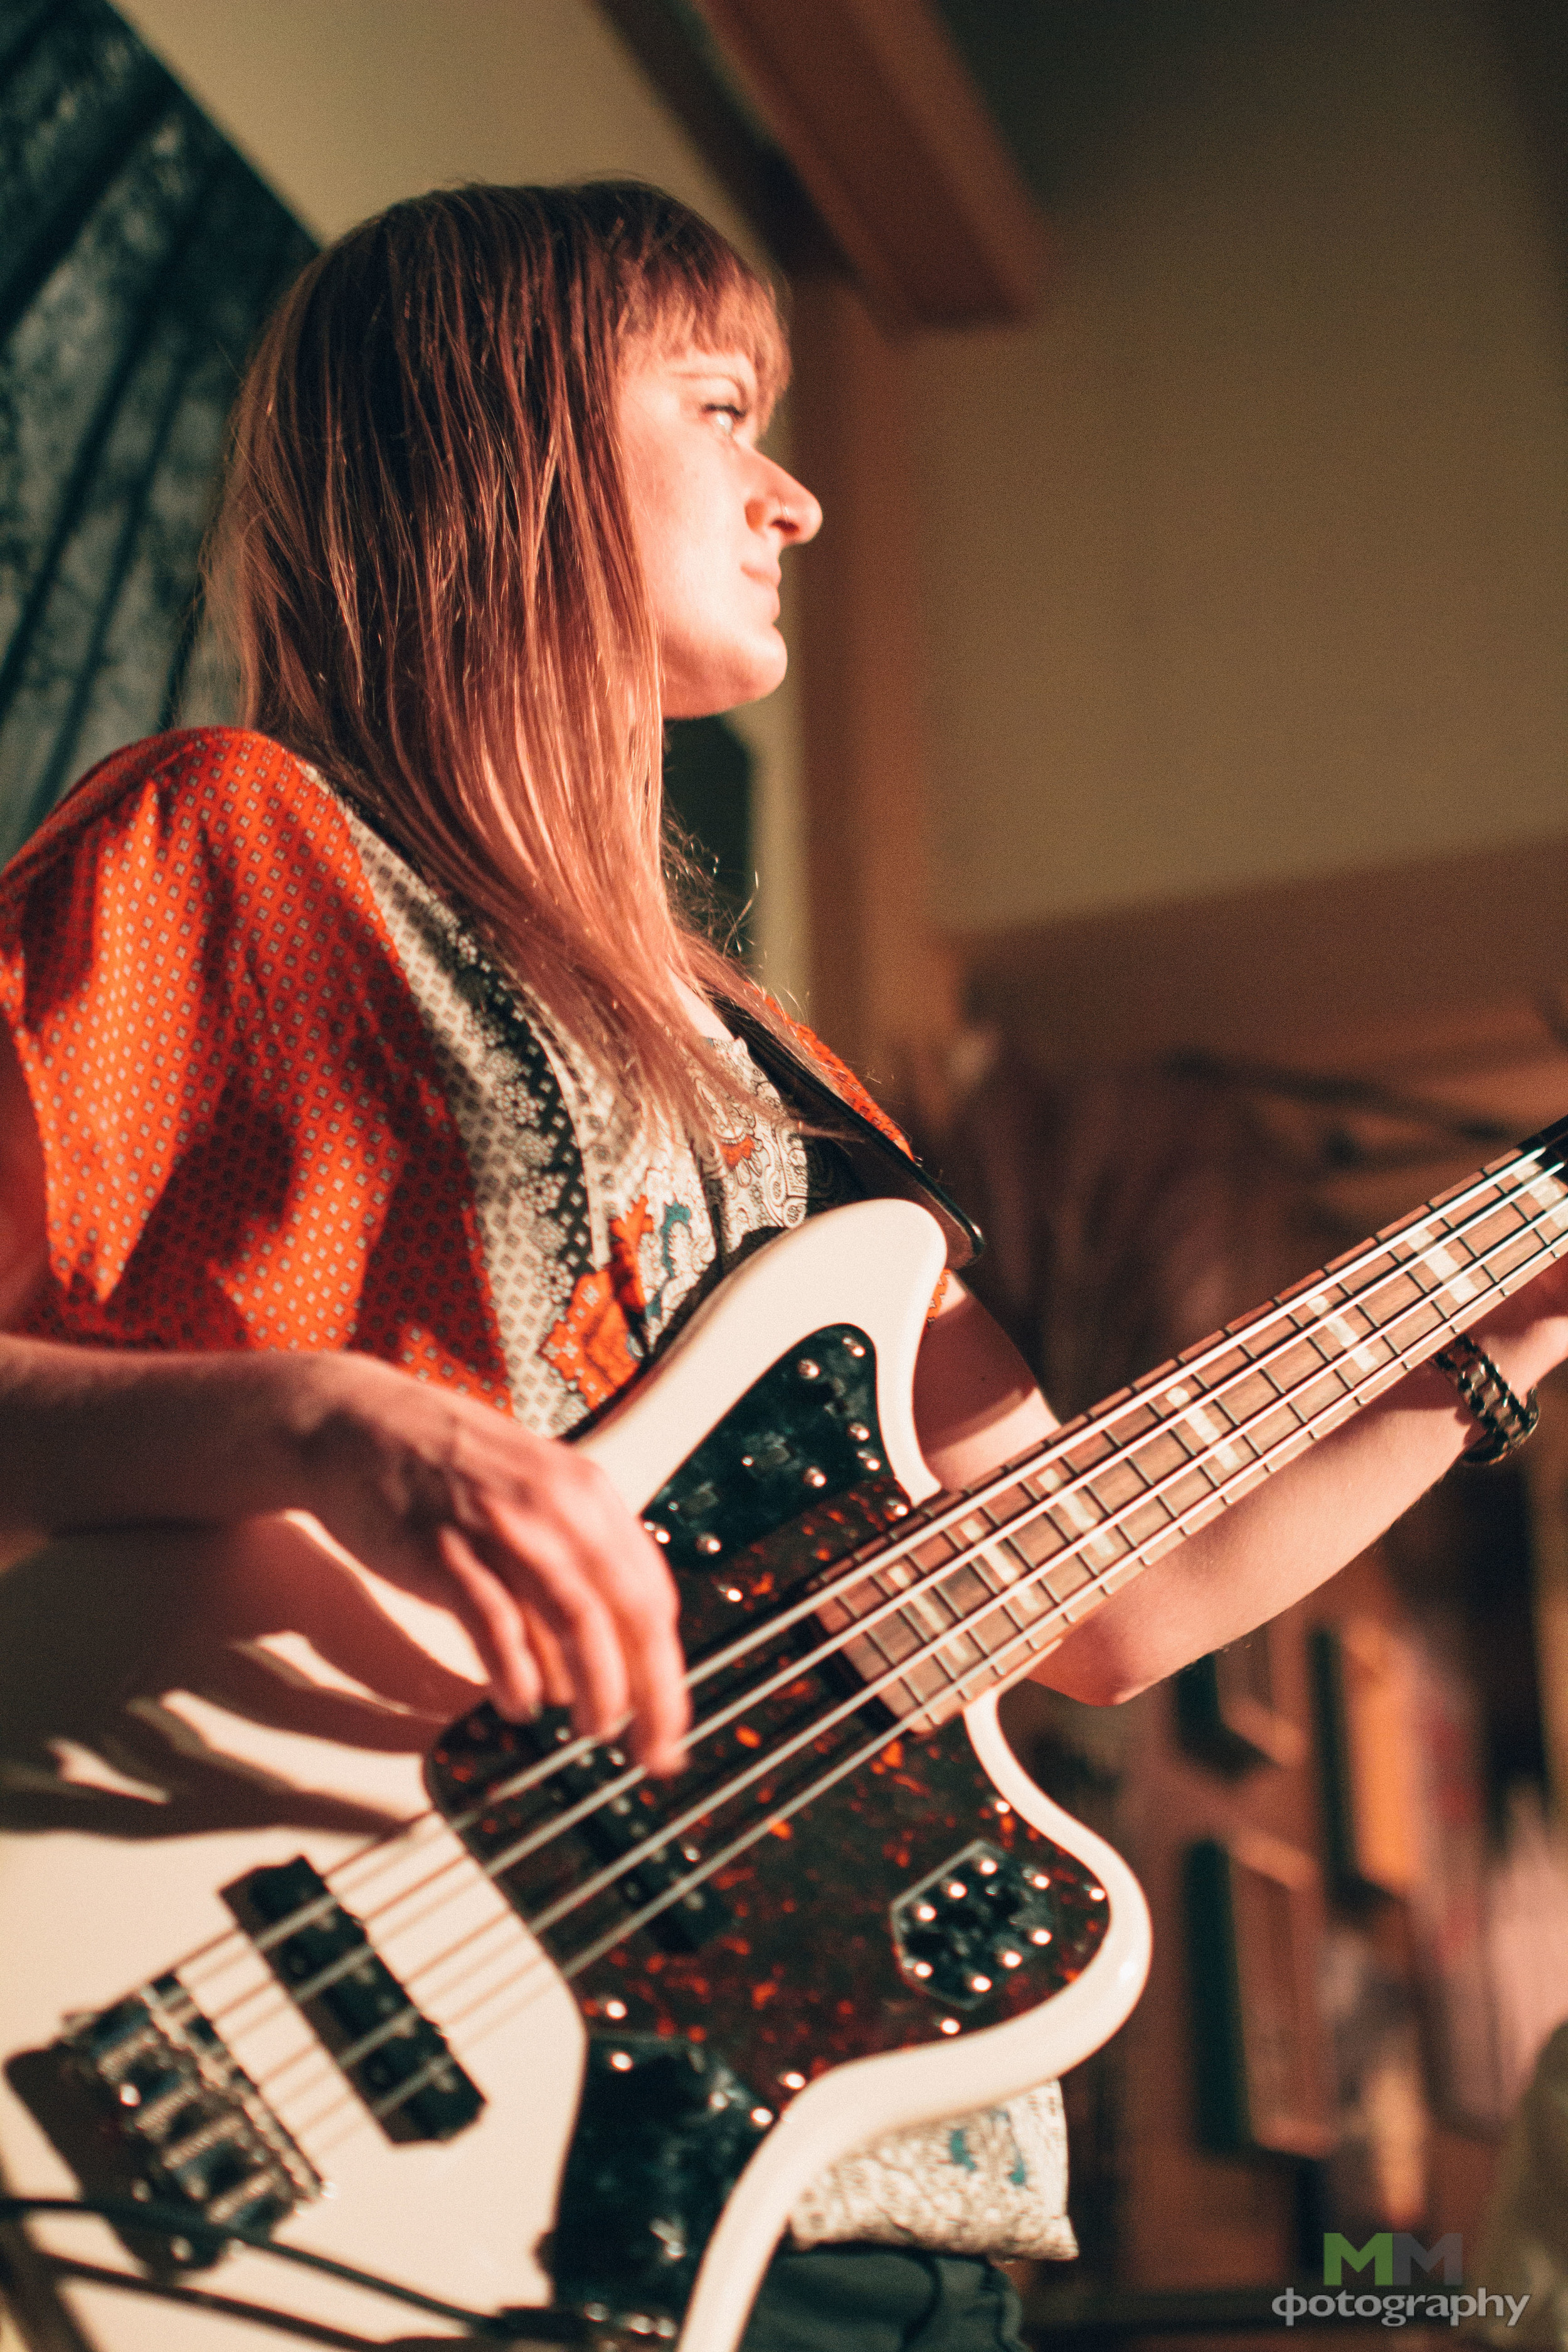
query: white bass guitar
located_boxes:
[2,1114,1566,2352]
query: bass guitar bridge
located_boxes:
[11,1974,321,2272]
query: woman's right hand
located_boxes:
[1,1337,691,1773]
[284,1351,689,1772]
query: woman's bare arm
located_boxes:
[911,1267,1568,1707]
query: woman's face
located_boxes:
[617,338,821,718]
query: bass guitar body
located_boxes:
[0,1200,1153,2352]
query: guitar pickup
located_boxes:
[530,1720,730,1955]
[225,1857,484,2144]
[430,1708,730,1956]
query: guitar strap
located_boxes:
[717,998,984,1275]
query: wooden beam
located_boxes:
[591,0,839,273]
[692,0,1049,327]
[788,276,938,1093]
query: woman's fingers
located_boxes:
[480,1496,633,1740]
[603,1537,691,1777]
[521,1605,574,1710]
[462,1468,689,1772]
[304,1362,690,1769]
[558,1465,690,1774]
[433,1522,545,1722]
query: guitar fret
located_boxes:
[999,1512,1061,1569]
[1525,1173,1568,1229]
[1080,1457,1150,1514]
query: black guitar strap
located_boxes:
[718,998,984,1274]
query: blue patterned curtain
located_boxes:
[0,0,315,863]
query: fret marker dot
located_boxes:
[940,2018,961,2035]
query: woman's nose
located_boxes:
[748,464,822,544]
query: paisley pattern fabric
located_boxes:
[789,2084,1076,2260]
[336,797,852,1436]
[0,724,1073,2260]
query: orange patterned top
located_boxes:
[0,726,911,1428]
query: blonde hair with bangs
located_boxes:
[207,180,793,1131]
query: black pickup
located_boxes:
[225,1857,484,2144]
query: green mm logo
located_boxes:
[1324,2236,1463,2286]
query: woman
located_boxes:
[0,183,1563,2349]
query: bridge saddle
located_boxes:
[55,1971,322,2269]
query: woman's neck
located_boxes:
[673,975,733,1044]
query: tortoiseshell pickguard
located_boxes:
[425,1321,1110,2324]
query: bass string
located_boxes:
[150,1162,1568,2136]
[203,1128,1568,2005]
[334,1167,1566,1961]
[184,1181,1565,2084]
[415,1131,1565,1855]
[241,1204,1568,2144]
[447,1190,1568,2025]
[423,1197,1568,1973]
[499,1219,1555,1969]
[277,1182,1531,2161]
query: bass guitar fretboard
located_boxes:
[824,1118,1568,1727]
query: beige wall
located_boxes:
[118,0,751,249]
[910,0,1568,939]
[115,0,812,1010]
[118,0,1568,1030]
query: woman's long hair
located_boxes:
[207,181,792,1130]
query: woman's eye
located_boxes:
[706,403,744,438]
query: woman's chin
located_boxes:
[663,644,788,720]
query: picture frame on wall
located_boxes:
[1184,1830,1332,2158]
[1310,1618,1417,1903]
[1305,1904,1431,2240]
[1176,1621,1307,1774]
